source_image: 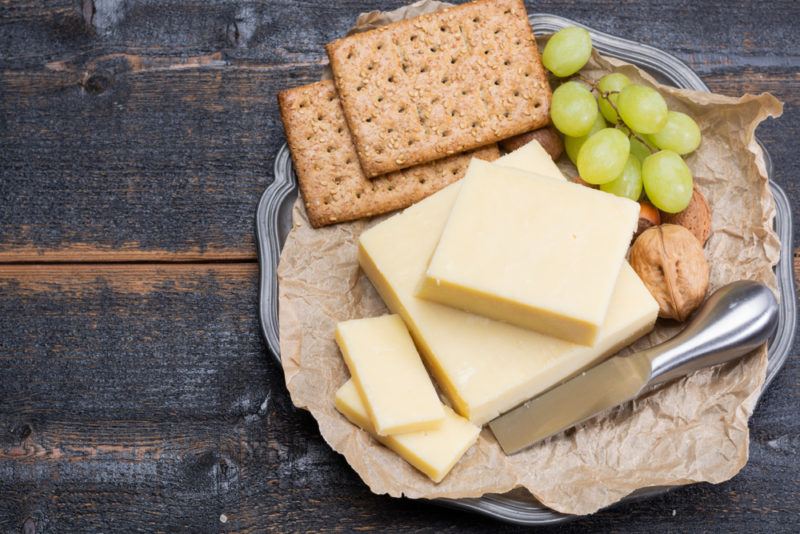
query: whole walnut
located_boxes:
[662,187,712,245]
[630,224,710,321]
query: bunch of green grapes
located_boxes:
[542,27,702,213]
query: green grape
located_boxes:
[642,150,694,213]
[550,81,598,137]
[576,128,630,184]
[600,155,642,200]
[617,85,669,134]
[597,73,631,124]
[542,27,592,78]
[648,111,702,155]
[564,113,606,164]
[629,136,653,163]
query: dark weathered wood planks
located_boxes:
[0,0,798,261]
[0,264,798,532]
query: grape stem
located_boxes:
[598,88,657,155]
[562,72,657,155]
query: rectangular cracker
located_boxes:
[277,80,500,228]
[326,0,550,178]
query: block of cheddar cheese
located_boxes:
[357,142,658,424]
[335,379,480,483]
[418,159,640,345]
[335,314,444,435]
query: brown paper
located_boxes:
[277,1,783,515]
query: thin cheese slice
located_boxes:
[419,159,640,345]
[335,315,444,435]
[358,141,658,424]
[335,379,480,483]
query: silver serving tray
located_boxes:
[256,14,796,525]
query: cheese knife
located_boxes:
[489,280,779,455]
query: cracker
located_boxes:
[326,0,550,178]
[277,80,500,228]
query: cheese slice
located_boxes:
[335,379,480,483]
[335,314,444,435]
[357,141,658,424]
[495,139,565,177]
[419,159,640,345]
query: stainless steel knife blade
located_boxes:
[489,281,778,455]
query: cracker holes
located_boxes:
[420,65,428,73]
[534,101,542,109]
[450,57,457,64]
[398,106,406,113]
[345,157,354,164]
[388,75,395,83]
[504,59,511,66]
[472,16,480,23]
[440,26,446,32]
[356,191,363,199]
[377,96,384,103]
[494,79,500,86]
[377,43,384,50]
[430,47,437,53]
[513,90,520,97]
[407,139,416,146]
[299,101,308,108]
[441,76,449,84]
[410,35,417,42]
[387,185,394,191]
[356,85,364,92]
[419,178,426,184]
[366,116,373,123]
[484,49,490,55]
[326,146,335,153]
[442,129,452,137]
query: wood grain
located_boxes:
[0,0,798,261]
[0,263,798,533]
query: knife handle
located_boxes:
[645,280,778,387]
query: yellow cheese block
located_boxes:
[357,142,658,424]
[335,379,480,483]
[495,139,565,177]
[419,159,640,345]
[335,315,444,435]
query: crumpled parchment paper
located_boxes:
[277,1,783,515]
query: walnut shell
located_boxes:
[662,187,712,245]
[630,224,710,321]
[500,125,564,160]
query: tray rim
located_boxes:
[255,12,796,525]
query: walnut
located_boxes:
[662,187,712,245]
[630,224,710,321]
[500,125,564,160]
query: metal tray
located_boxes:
[256,13,796,525]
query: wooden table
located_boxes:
[1,1,798,531]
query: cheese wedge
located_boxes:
[419,159,640,345]
[357,141,658,424]
[335,379,480,483]
[335,315,444,435]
